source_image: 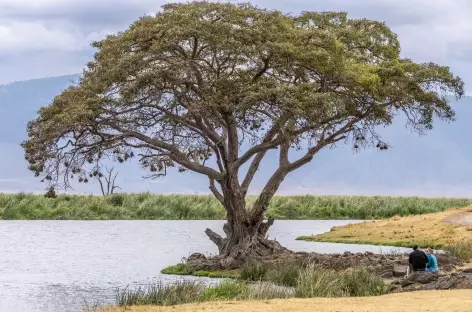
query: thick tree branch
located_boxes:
[253,58,270,81]
[250,166,287,224]
[240,150,266,196]
[209,177,225,205]
[224,113,239,163]
[279,142,290,166]
[204,228,224,250]
[231,140,279,170]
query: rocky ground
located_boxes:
[187,251,461,277]
[388,269,472,293]
[187,251,472,292]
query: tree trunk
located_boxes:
[205,202,289,269]
[204,171,290,269]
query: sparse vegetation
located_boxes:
[295,264,385,298]
[444,241,472,261]
[200,281,250,301]
[0,193,469,220]
[265,263,302,287]
[116,267,385,307]
[115,281,204,307]
[239,261,269,281]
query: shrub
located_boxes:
[444,241,472,261]
[200,281,249,301]
[107,194,125,207]
[295,264,385,298]
[342,269,385,296]
[244,282,293,300]
[295,264,346,298]
[44,187,57,199]
[239,261,268,281]
[115,280,203,307]
[265,263,302,287]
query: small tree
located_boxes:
[44,186,57,199]
[95,167,121,196]
[22,2,463,267]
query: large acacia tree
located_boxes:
[23,2,463,265]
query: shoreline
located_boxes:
[297,207,472,261]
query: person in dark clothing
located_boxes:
[408,245,428,273]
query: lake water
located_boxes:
[0,220,409,312]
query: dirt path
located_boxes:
[103,290,472,312]
[444,212,472,225]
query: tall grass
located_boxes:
[444,241,472,261]
[116,280,293,307]
[115,281,204,307]
[0,193,469,220]
[295,264,385,298]
[117,266,385,307]
[239,261,269,281]
[265,263,301,287]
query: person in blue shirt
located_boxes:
[425,247,438,273]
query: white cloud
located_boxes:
[0,0,471,86]
[0,21,86,54]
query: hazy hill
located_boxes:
[0,75,471,196]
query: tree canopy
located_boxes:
[23,1,464,262]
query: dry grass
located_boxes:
[101,290,472,312]
[298,207,472,249]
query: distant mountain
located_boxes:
[0,75,471,196]
[0,75,80,144]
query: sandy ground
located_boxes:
[300,206,472,247]
[102,290,472,312]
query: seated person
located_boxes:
[425,247,439,273]
[408,245,428,274]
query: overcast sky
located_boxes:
[1,0,471,89]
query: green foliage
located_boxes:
[161,263,239,279]
[107,194,125,207]
[23,2,463,207]
[295,265,347,297]
[200,281,249,301]
[239,261,269,281]
[0,193,469,220]
[44,187,57,199]
[124,266,385,307]
[193,270,239,279]
[342,269,386,296]
[295,264,385,298]
[115,281,204,307]
[265,263,302,287]
[444,241,472,261]
[116,280,293,307]
[160,263,194,275]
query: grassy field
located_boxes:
[101,290,472,312]
[298,207,472,260]
[0,193,470,220]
